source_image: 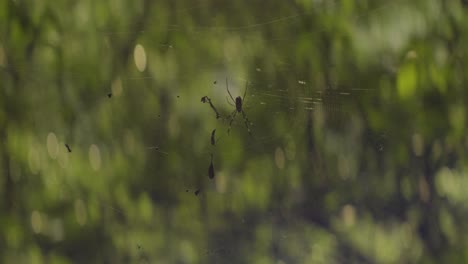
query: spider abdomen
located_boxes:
[235,96,242,112]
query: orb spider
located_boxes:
[225,78,251,135]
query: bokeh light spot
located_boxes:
[31,210,42,234]
[47,133,59,159]
[111,78,123,96]
[89,144,101,171]
[274,147,285,169]
[57,142,69,169]
[134,44,147,72]
[49,218,64,242]
[342,204,356,227]
[215,172,227,193]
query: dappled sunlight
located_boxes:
[334,216,423,263]
[351,1,433,62]
[436,167,468,205]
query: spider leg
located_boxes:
[227,110,237,135]
[226,96,235,107]
[226,78,235,102]
[202,96,221,119]
[242,81,248,102]
[241,110,252,135]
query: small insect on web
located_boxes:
[210,129,216,145]
[146,146,169,155]
[65,144,72,153]
[201,96,221,119]
[225,78,251,135]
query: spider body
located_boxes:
[225,78,251,135]
[235,96,242,112]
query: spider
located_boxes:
[225,78,251,135]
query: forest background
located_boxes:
[1,0,468,263]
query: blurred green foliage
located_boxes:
[1,0,468,263]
